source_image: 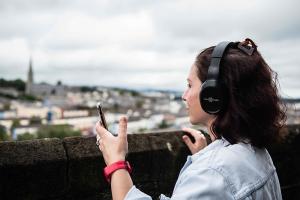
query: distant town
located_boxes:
[0,58,193,141]
[0,59,299,141]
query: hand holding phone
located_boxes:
[96,102,118,137]
[97,102,108,129]
[96,102,108,146]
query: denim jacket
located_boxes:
[124,138,282,200]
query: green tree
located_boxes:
[36,124,81,139]
[29,116,42,125]
[17,132,36,141]
[3,103,11,110]
[138,127,148,133]
[119,89,125,96]
[0,78,25,91]
[10,119,20,132]
[0,125,9,141]
[14,79,26,91]
[130,90,139,97]
[113,103,119,112]
[157,119,170,129]
[0,92,17,99]
[10,119,21,140]
[80,86,96,92]
[20,94,39,101]
[135,100,144,109]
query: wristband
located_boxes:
[103,160,132,183]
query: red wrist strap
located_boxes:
[103,160,132,183]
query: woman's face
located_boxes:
[182,64,213,126]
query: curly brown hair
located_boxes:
[195,41,287,148]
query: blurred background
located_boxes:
[0,0,299,141]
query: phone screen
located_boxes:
[97,102,108,129]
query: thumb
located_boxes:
[182,135,193,151]
[118,116,128,139]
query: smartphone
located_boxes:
[97,102,108,129]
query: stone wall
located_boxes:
[0,125,299,200]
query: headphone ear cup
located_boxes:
[200,80,223,114]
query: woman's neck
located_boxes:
[206,117,217,141]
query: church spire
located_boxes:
[25,56,34,95]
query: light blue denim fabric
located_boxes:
[124,138,282,200]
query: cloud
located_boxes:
[36,10,156,50]
[0,0,299,98]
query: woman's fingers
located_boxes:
[118,116,128,139]
[182,127,202,140]
[182,135,194,151]
[182,127,207,154]
[96,121,111,138]
[95,117,128,165]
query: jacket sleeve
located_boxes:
[170,167,234,200]
[124,185,152,200]
[124,185,171,200]
[124,167,234,200]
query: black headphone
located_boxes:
[200,41,233,114]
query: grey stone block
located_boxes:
[0,138,67,200]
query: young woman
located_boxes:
[96,38,286,200]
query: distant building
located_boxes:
[0,87,19,98]
[0,110,17,119]
[25,57,66,98]
[25,57,34,95]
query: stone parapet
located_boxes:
[0,125,299,199]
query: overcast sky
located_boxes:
[0,0,299,98]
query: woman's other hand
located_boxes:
[182,127,207,155]
[96,116,128,166]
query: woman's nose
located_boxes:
[182,91,187,101]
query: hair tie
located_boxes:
[237,38,257,55]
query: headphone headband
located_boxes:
[207,41,233,80]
